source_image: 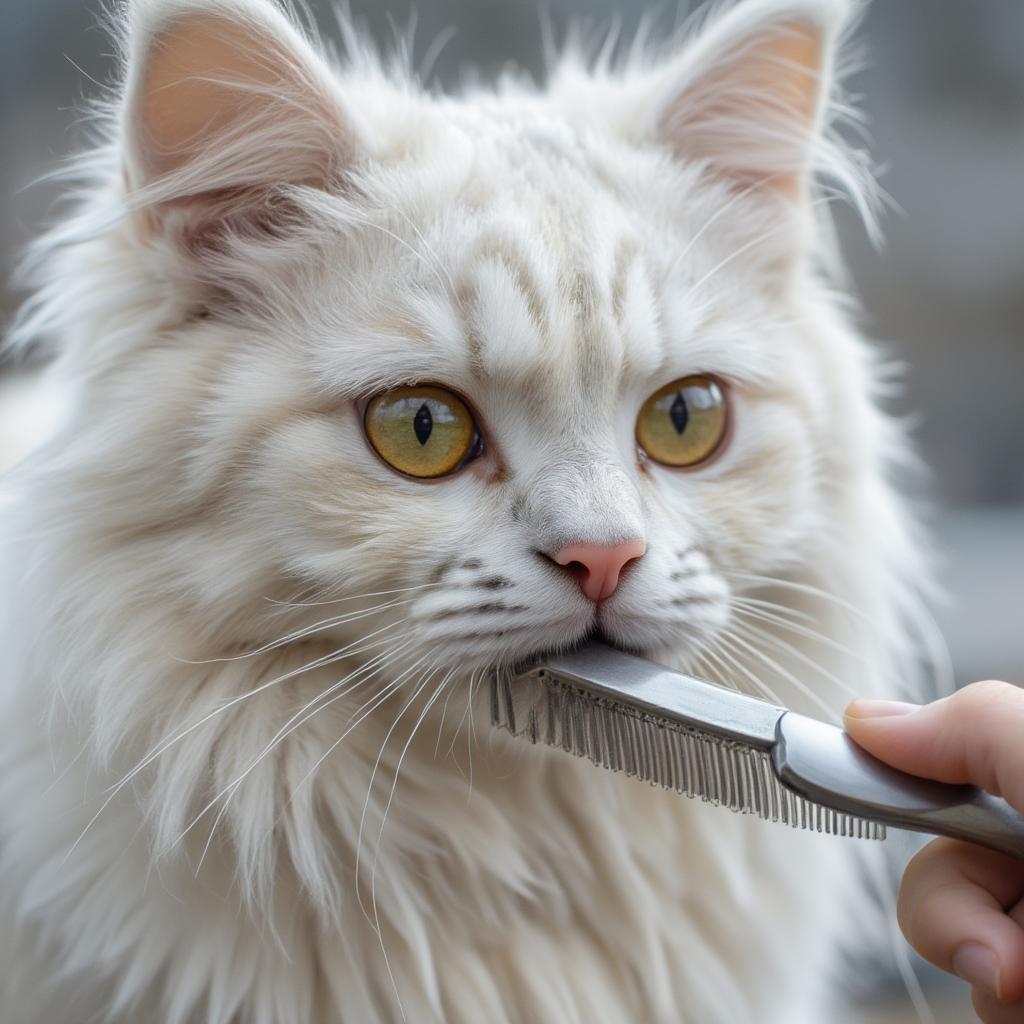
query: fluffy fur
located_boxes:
[1,0,935,1021]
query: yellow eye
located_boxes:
[636,375,729,468]
[364,385,479,479]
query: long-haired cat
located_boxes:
[0,0,932,1020]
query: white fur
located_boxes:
[1,1,934,1021]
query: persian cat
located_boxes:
[0,0,932,1020]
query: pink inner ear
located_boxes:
[763,26,826,129]
[140,16,286,177]
[129,11,348,194]
[657,20,829,200]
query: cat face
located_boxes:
[240,120,822,670]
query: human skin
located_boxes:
[845,682,1024,1023]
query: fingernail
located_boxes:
[845,699,920,720]
[952,943,1001,997]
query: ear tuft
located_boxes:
[654,0,851,200]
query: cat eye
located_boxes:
[635,375,729,468]
[364,385,481,479]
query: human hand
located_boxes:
[845,681,1024,1023]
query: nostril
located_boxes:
[617,554,641,582]
[536,551,588,584]
[561,560,588,582]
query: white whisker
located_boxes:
[718,628,840,722]
[700,635,784,706]
[730,616,859,698]
[724,570,875,625]
[465,669,481,804]
[666,177,764,279]
[354,652,442,924]
[107,619,408,798]
[341,210,453,298]
[389,203,457,297]
[176,597,417,665]
[729,595,816,625]
[370,669,452,1024]
[266,580,445,610]
[193,640,417,874]
[184,638,421,860]
[62,623,410,867]
[444,668,478,780]
[681,196,831,305]
[286,648,429,808]
[730,600,866,663]
[433,676,460,759]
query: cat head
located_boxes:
[14,0,907,742]
[21,0,875,682]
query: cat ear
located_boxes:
[653,0,850,201]
[122,0,355,224]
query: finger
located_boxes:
[971,988,1024,1024]
[963,899,1024,1020]
[844,680,1024,811]
[897,838,1024,1004]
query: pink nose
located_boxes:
[552,539,646,602]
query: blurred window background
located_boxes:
[2,2,1022,1020]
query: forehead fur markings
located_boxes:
[371,312,433,347]
[564,266,598,326]
[476,239,546,329]
[610,237,640,330]
[454,279,486,379]
[455,235,549,381]
[561,262,622,394]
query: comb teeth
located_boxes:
[492,672,886,841]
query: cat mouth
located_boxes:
[516,627,651,670]
[585,626,653,657]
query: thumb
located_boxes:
[844,681,1024,814]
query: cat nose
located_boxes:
[551,539,646,602]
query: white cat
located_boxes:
[0,0,933,1020]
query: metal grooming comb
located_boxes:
[491,642,1024,857]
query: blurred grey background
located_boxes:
[1,3,1022,1019]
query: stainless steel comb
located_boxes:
[491,641,1024,858]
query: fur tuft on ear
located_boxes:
[121,0,355,223]
[653,0,852,201]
